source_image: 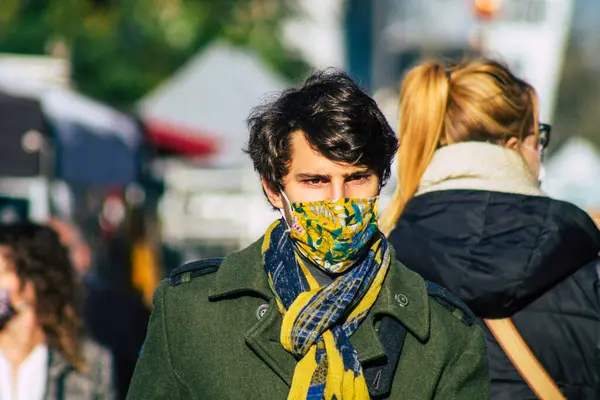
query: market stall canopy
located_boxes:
[0,80,142,186]
[0,90,47,177]
[144,117,217,157]
[138,42,288,166]
[44,89,141,185]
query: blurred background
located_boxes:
[0,0,599,311]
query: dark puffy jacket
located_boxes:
[389,190,600,399]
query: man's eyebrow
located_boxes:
[345,169,372,178]
[293,170,372,181]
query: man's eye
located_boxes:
[349,174,370,182]
[304,179,323,185]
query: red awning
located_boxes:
[144,118,218,157]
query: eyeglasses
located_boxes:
[521,123,551,157]
[538,123,551,150]
[529,123,552,151]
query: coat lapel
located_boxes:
[245,297,297,386]
[209,238,296,386]
[45,349,69,400]
[45,349,94,400]
[350,247,430,368]
[350,314,386,364]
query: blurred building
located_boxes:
[542,137,600,211]
[573,0,600,68]
[345,0,475,93]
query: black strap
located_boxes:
[363,316,407,399]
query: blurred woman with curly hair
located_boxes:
[0,222,115,399]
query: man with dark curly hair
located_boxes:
[128,70,490,399]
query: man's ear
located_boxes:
[261,177,283,209]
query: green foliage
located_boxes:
[0,0,308,108]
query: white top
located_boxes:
[0,344,48,400]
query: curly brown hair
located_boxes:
[0,222,84,369]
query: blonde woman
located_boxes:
[382,59,600,399]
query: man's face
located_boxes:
[263,131,380,209]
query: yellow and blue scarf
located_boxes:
[263,200,391,399]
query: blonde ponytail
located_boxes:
[380,62,450,235]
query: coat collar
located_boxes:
[208,236,431,385]
[208,237,272,301]
[209,238,430,341]
[418,141,545,197]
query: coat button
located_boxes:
[256,303,269,320]
[395,293,409,307]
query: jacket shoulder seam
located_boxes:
[425,281,476,326]
[169,258,223,286]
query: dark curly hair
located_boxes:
[0,222,84,369]
[245,69,398,193]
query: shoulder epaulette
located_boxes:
[169,258,223,286]
[425,281,476,326]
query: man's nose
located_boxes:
[330,180,346,200]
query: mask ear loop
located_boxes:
[279,189,292,233]
[13,299,29,312]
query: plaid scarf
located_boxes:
[263,220,391,399]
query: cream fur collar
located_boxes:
[416,142,546,197]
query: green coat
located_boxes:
[127,238,490,399]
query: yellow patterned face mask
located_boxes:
[281,194,380,274]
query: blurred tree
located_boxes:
[0,0,308,108]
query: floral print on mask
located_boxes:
[286,197,380,273]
